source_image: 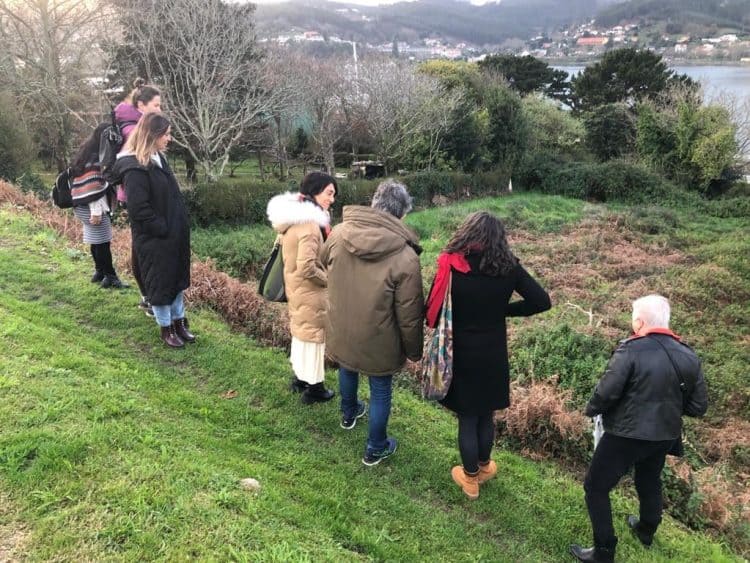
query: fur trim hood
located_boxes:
[267,192,330,234]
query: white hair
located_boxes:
[632,294,670,329]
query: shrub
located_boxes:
[191,225,276,280]
[509,323,611,405]
[495,379,590,466]
[184,179,290,226]
[700,197,750,219]
[583,103,636,161]
[624,205,680,235]
[532,159,688,204]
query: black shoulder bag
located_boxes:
[649,336,691,457]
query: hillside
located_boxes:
[595,0,750,33]
[256,0,601,45]
[0,190,744,560]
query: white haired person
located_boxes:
[323,180,424,466]
[570,295,708,563]
[266,172,337,404]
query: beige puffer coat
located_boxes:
[267,192,330,344]
[322,206,424,376]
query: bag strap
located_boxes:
[648,335,690,409]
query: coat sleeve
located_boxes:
[585,344,633,416]
[124,169,168,238]
[394,253,425,361]
[507,265,552,317]
[684,360,708,417]
[297,224,327,287]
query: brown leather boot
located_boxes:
[173,318,195,343]
[160,325,185,348]
[478,459,497,484]
[451,466,479,499]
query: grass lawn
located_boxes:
[0,206,741,561]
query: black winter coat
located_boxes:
[585,333,708,441]
[115,154,191,306]
[439,255,551,415]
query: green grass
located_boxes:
[0,206,740,560]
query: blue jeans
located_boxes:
[339,367,393,453]
[152,291,185,327]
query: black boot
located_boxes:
[173,318,196,343]
[301,382,335,404]
[290,377,309,393]
[101,275,129,289]
[627,515,654,547]
[160,325,185,348]
[569,544,615,563]
[91,270,104,283]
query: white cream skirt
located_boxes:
[290,337,325,384]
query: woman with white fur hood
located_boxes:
[266,172,338,404]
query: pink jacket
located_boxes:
[113,102,143,202]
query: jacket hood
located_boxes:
[338,205,421,261]
[112,154,147,178]
[267,192,330,234]
[114,102,142,124]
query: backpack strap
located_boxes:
[648,335,691,410]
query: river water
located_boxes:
[555,64,750,102]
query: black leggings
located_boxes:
[457,412,495,473]
[90,243,116,276]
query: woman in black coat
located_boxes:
[425,212,551,499]
[113,113,194,348]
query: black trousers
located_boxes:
[584,433,672,549]
[90,243,116,276]
[457,412,495,473]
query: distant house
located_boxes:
[674,44,688,54]
[576,37,609,47]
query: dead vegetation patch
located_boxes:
[0,492,28,563]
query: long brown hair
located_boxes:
[123,113,170,166]
[444,211,518,276]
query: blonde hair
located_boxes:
[123,113,170,166]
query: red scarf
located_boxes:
[425,252,471,328]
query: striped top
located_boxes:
[71,161,108,205]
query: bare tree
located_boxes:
[0,0,110,170]
[357,58,461,172]
[296,56,354,174]
[713,91,750,161]
[115,0,290,181]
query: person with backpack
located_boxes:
[424,212,550,498]
[266,172,337,405]
[112,113,194,348]
[70,124,127,289]
[113,78,162,316]
[570,295,708,563]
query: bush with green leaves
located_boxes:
[191,224,276,279]
[583,103,636,161]
[484,85,528,172]
[522,96,586,158]
[531,158,686,204]
[509,323,611,405]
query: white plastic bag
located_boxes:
[592,414,604,449]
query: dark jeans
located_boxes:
[339,367,392,452]
[90,243,116,276]
[584,433,672,548]
[457,412,495,473]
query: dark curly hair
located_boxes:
[444,211,518,276]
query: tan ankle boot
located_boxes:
[451,466,479,499]
[478,460,497,484]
